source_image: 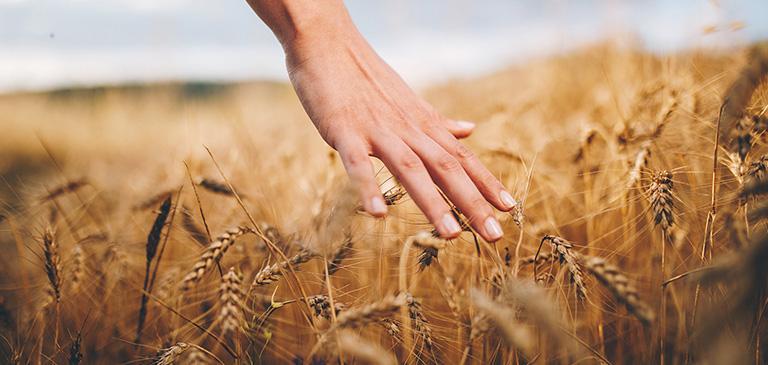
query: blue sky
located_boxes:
[0,0,766,92]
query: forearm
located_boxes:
[245,0,357,50]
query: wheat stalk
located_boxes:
[219,267,246,335]
[627,141,651,189]
[734,115,754,162]
[404,293,435,352]
[442,276,461,319]
[310,294,407,361]
[308,295,347,320]
[519,251,554,266]
[41,178,88,202]
[407,230,449,250]
[195,177,237,197]
[383,184,407,206]
[136,196,172,343]
[251,248,316,287]
[181,205,209,246]
[333,293,407,330]
[501,279,588,359]
[748,154,768,181]
[581,256,655,324]
[41,228,61,304]
[649,170,675,239]
[328,234,353,275]
[183,347,211,365]
[181,226,251,291]
[134,189,175,211]
[378,318,401,338]
[407,231,448,271]
[540,235,587,300]
[470,288,534,357]
[68,243,84,294]
[155,267,180,301]
[154,342,190,365]
[337,331,397,365]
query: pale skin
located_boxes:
[246,0,516,242]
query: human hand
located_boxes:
[282,18,516,242]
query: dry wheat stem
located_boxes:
[540,235,588,300]
[41,178,88,202]
[470,288,534,358]
[332,293,407,330]
[649,171,675,240]
[219,267,246,335]
[195,177,237,197]
[328,234,353,275]
[68,243,84,294]
[404,293,435,353]
[406,230,449,250]
[310,294,408,360]
[307,295,347,320]
[627,141,651,189]
[181,205,209,247]
[251,248,317,287]
[41,228,61,304]
[337,331,397,365]
[502,279,589,358]
[181,226,252,291]
[581,256,655,325]
[154,342,190,365]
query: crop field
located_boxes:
[0,43,767,364]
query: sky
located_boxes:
[0,0,766,92]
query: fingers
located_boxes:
[372,137,463,238]
[426,125,517,213]
[443,119,475,139]
[337,139,387,217]
[405,134,504,242]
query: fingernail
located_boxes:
[484,216,503,241]
[456,120,476,130]
[499,190,517,210]
[441,213,462,236]
[370,196,387,216]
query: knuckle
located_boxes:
[399,152,424,171]
[435,153,462,172]
[454,142,476,161]
[343,151,368,167]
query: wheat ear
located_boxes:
[337,331,398,365]
[153,342,190,365]
[541,235,587,300]
[219,267,246,335]
[581,256,655,324]
[404,293,435,352]
[328,234,353,275]
[251,248,316,287]
[649,170,675,239]
[470,288,534,357]
[333,293,407,330]
[181,226,251,291]
[42,228,61,304]
[308,295,347,320]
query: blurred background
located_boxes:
[0,0,767,206]
[1,0,767,92]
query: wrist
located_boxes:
[280,9,364,64]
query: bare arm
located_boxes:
[245,0,515,242]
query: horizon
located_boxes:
[1,0,767,93]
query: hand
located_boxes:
[283,20,516,242]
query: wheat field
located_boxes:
[1,43,767,364]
